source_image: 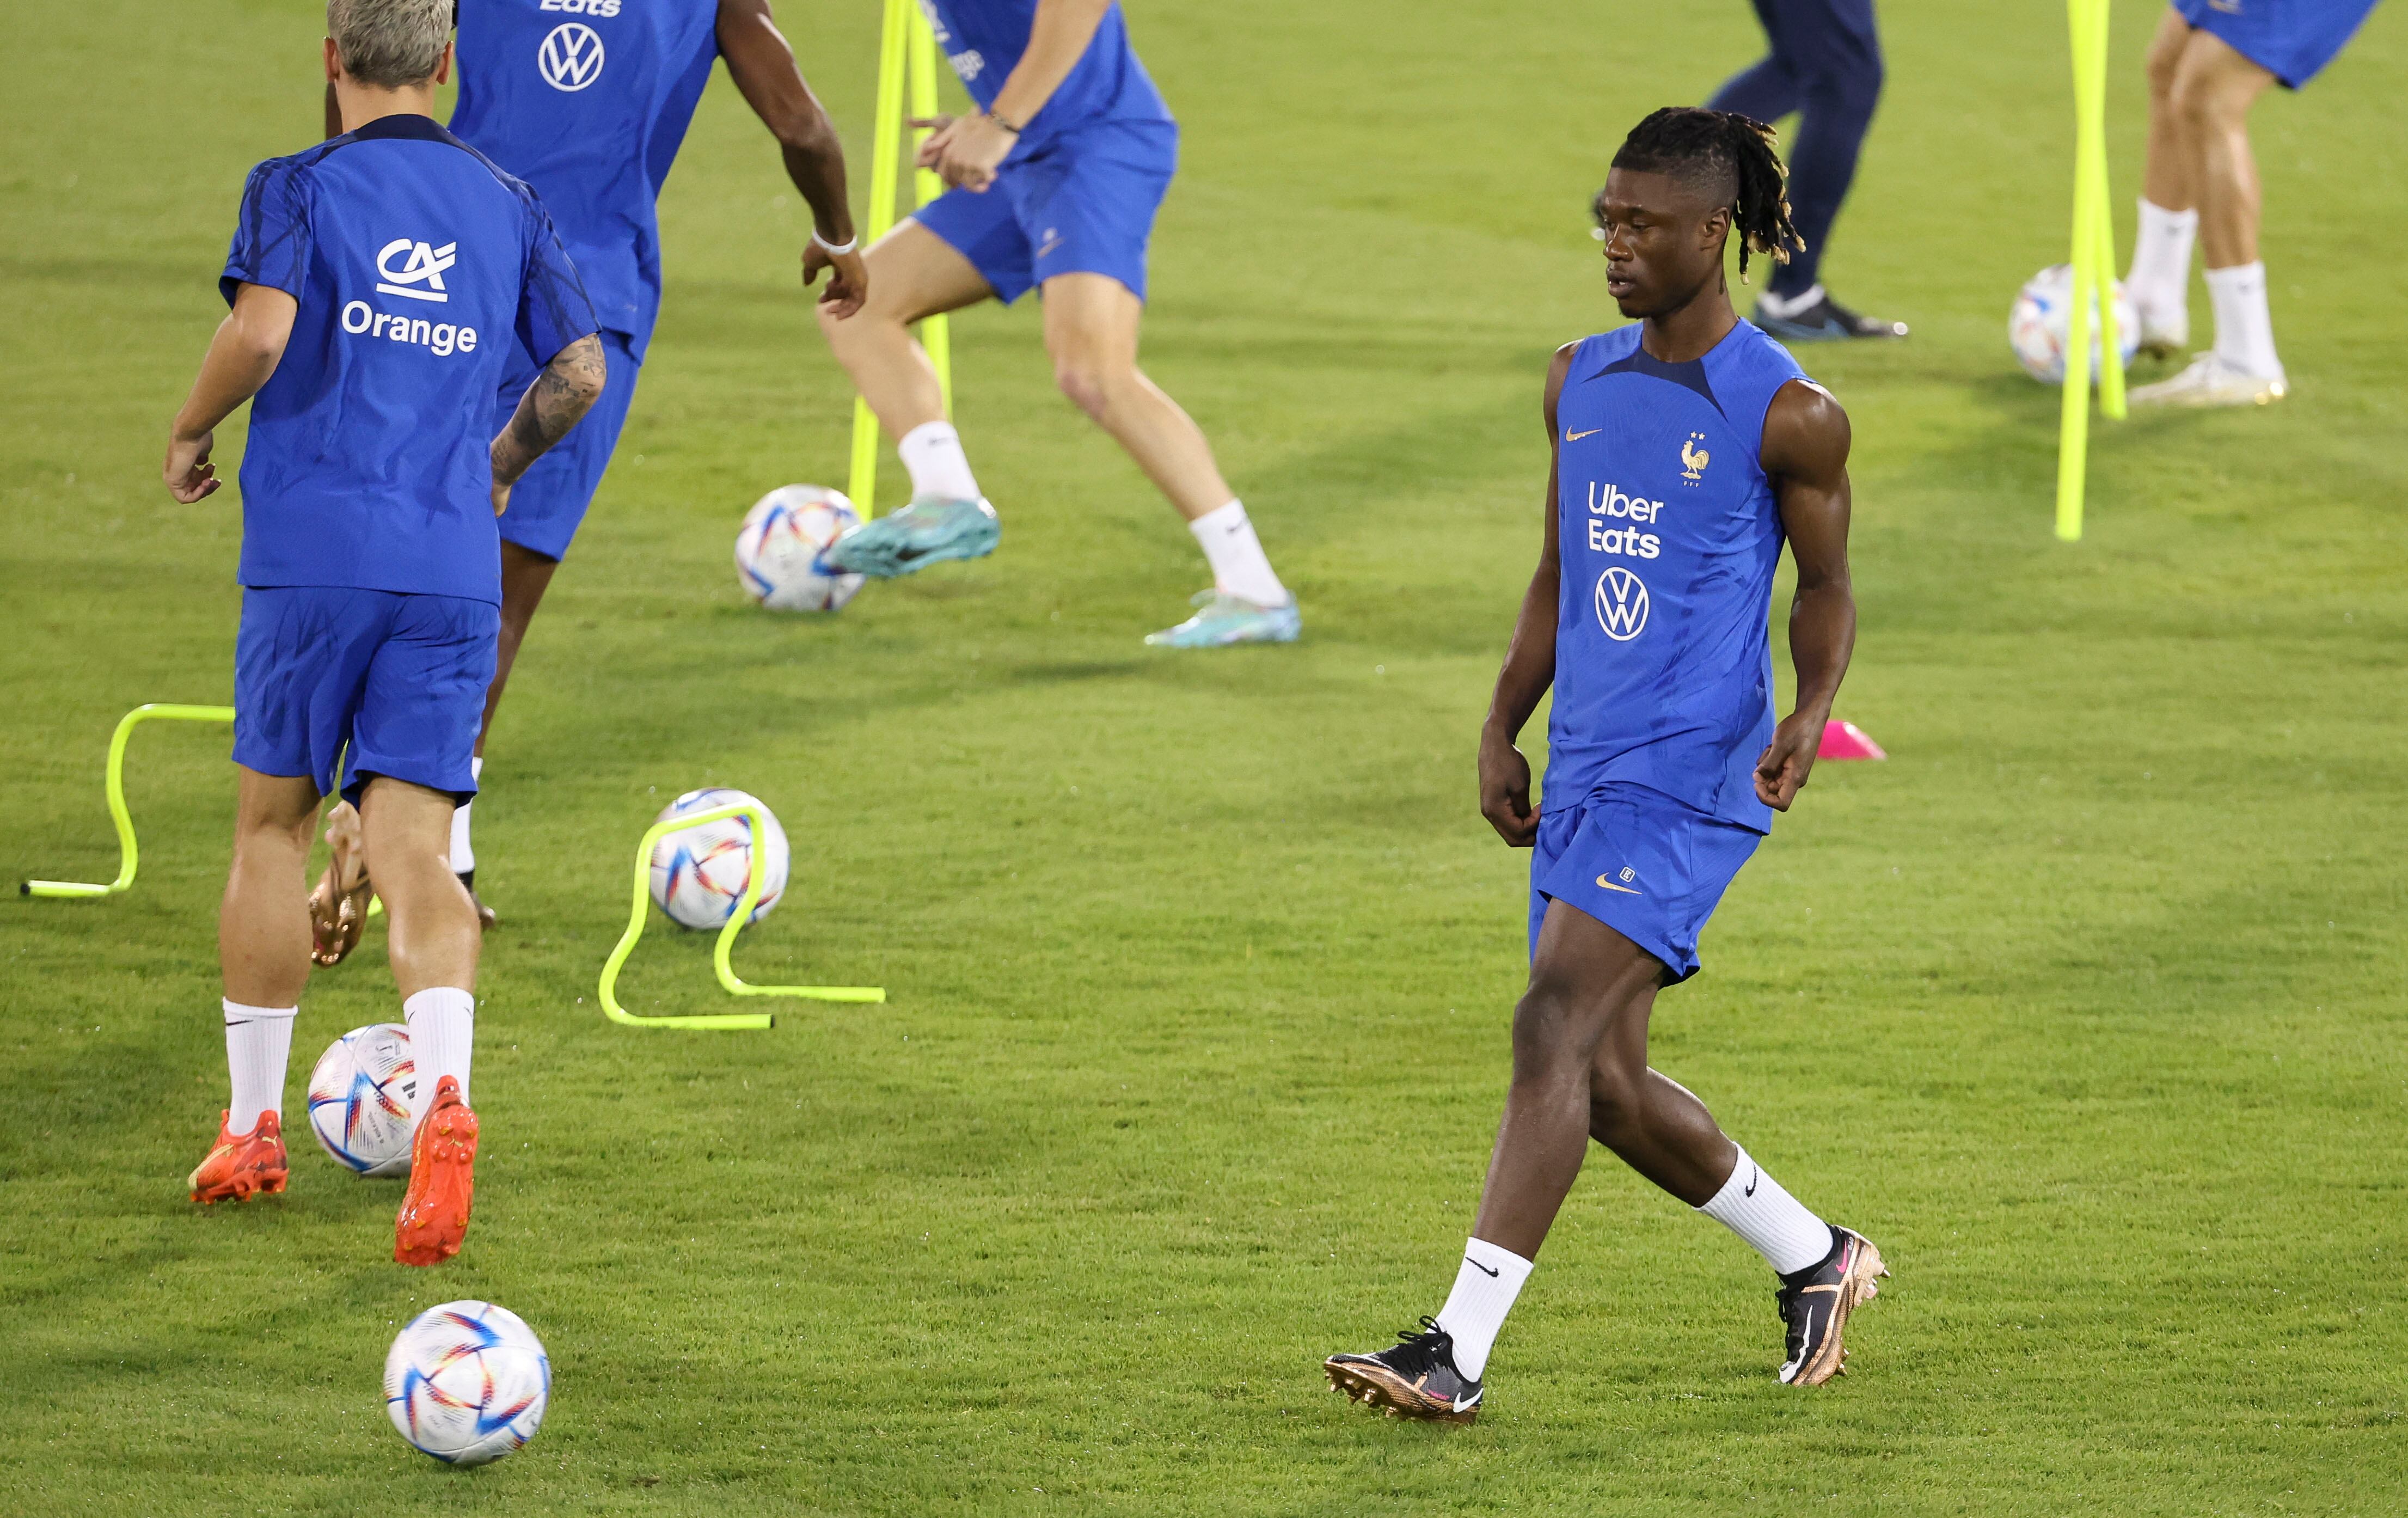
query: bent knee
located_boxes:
[1509,983,1601,1082]
[1052,360,1131,419]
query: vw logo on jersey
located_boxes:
[375,237,456,303]
[538,22,605,91]
[1594,566,1650,641]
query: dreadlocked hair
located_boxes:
[1609,107,1804,285]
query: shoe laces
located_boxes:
[1379,1317,1456,1376]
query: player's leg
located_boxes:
[191,766,320,1204]
[1034,271,1295,646]
[2129,7,2204,353]
[1707,0,1804,126]
[2134,20,2286,404]
[348,592,498,1266]
[1718,0,1904,341]
[814,219,1007,576]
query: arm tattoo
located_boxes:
[492,335,606,485]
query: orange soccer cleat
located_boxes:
[189,1110,289,1204]
[393,1076,479,1268]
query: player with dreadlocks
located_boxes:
[1322,107,1880,1421]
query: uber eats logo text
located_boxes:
[1584,480,1663,559]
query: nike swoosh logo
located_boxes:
[1564,427,1602,441]
[1451,1391,1482,1412]
[1466,1256,1499,1278]
[1745,1167,1758,1197]
[1593,874,1641,895]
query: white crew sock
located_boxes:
[449,756,482,876]
[1755,283,1825,320]
[1187,499,1290,608]
[1696,1146,1833,1276]
[2127,199,2198,314]
[897,420,982,503]
[403,988,475,1114]
[222,1000,297,1136]
[2205,261,2282,378]
[1433,1237,1535,1381]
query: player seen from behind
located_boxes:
[1324,108,1880,1421]
[309,0,867,959]
[809,0,1301,648]
[171,0,604,1266]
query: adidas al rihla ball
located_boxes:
[384,1300,550,1467]
[305,1023,415,1178]
[648,787,790,931]
[735,484,865,612]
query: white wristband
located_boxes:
[812,228,859,256]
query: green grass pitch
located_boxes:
[5,1,2406,1511]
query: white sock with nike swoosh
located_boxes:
[1188,499,1289,608]
[1435,1236,1534,1381]
[1698,1145,1831,1275]
[223,999,297,1137]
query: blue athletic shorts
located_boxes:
[232,586,498,805]
[1529,785,1764,983]
[911,119,1178,304]
[2174,0,2381,88]
[492,329,641,561]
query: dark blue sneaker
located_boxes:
[1753,292,1908,343]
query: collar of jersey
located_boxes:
[345,113,453,144]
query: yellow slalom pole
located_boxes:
[2086,0,2126,420]
[21,703,235,898]
[908,7,953,417]
[2055,0,2107,542]
[846,0,912,516]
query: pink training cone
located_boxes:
[1817,720,1887,761]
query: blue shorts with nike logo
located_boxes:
[911,119,1177,304]
[1529,784,1763,982]
[232,586,497,806]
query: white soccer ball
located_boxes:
[2011,264,2141,384]
[647,787,789,931]
[305,1023,416,1177]
[384,1300,550,1467]
[735,484,864,612]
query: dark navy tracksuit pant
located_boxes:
[1707,0,1885,299]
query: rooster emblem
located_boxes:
[1680,433,1710,482]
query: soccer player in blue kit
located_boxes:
[309,0,869,954]
[808,0,1301,648]
[169,0,604,1267]
[1325,109,1882,1419]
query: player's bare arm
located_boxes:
[719,0,868,317]
[917,0,1114,191]
[1478,341,1576,849]
[164,283,297,504]
[489,333,608,517]
[1753,379,1855,812]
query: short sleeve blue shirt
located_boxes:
[221,114,597,604]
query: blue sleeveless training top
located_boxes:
[1545,319,1811,833]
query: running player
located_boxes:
[2125,0,2384,407]
[309,0,868,956]
[1323,109,1881,1420]
[808,0,1301,648]
[171,0,604,1266]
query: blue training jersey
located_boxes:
[918,0,1172,153]
[1545,320,1811,834]
[221,114,597,605]
[450,0,720,357]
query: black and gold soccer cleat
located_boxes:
[1324,1318,1482,1423]
[1776,1226,1888,1387]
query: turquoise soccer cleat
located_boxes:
[817,495,999,579]
[1143,590,1302,648]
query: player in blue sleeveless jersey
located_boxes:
[808,0,1301,649]
[167,0,605,1266]
[1326,110,1882,1419]
[308,0,867,954]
